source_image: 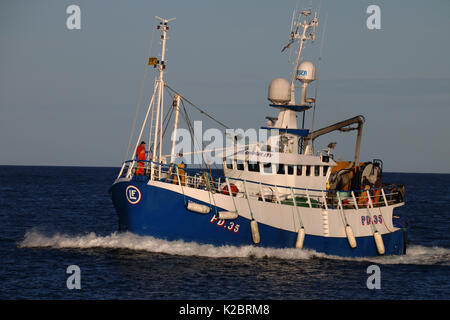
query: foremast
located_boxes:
[127,16,175,181]
[150,17,176,180]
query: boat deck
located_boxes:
[115,160,405,211]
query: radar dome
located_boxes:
[268,78,291,105]
[296,61,316,83]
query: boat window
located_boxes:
[236,160,244,171]
[314,165,320,176]
[277,164,285,175]
[263,162,272,174]
[226,158,233,169]
[297,165,302,176]
[323,165,329,176]
[306,165,311,176]
[247,161,260,172]
[287,165,294,175]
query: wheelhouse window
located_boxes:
[287,165,294,175]
[277,164,285,175]
[305,165,311,176]
[263,162,272,174]
[226,158,233,169]
[247,161,260,172]
[323,165,329,176]
[314,165,320,176]
[236,160,244,171]
[297,165,302,176]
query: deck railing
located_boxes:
[116,160,405,210]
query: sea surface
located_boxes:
[0,166,449,300]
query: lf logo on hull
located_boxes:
[126,186,142,204]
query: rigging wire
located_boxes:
[125,17,157,161]
[162,84,226,170]
[181,98,220,171]
[180,99,210,170]
[153,101,175,159]
[164,84,230,130]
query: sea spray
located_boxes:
[18,229,316,260]
[18,229,450,265]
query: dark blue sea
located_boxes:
[0,166,449,301]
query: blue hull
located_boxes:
[110,178,407,257]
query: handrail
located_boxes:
[116,159,404,208]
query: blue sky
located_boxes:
[1,0,449,173]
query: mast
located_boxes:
[271,9,317,155]
[170,94,181,163]
[288,10,318,106]
[151,16,175,179]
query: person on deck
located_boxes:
[172,152,186,185]
[136,141,146,176]
[174,152,186,166]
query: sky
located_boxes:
[1,0,449,173]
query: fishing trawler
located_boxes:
[109,10,408,257]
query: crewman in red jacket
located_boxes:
[136,141,146,175]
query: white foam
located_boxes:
[18,229,450,265]
[315,244,450,265]
[18,229,316,260]
[367,244,450,265]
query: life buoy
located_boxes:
[220,183,238,196]
[342,199,351,208]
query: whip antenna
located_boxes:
[311,12,327,132]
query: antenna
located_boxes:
[311,11,318,42]
[289,9,296,36]
[285,8,318,105]
[155,16,176,23]
[282,10,296,55]
[311,12,327,132]
[285,9,296,62]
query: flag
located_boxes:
[147,57,157,66]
